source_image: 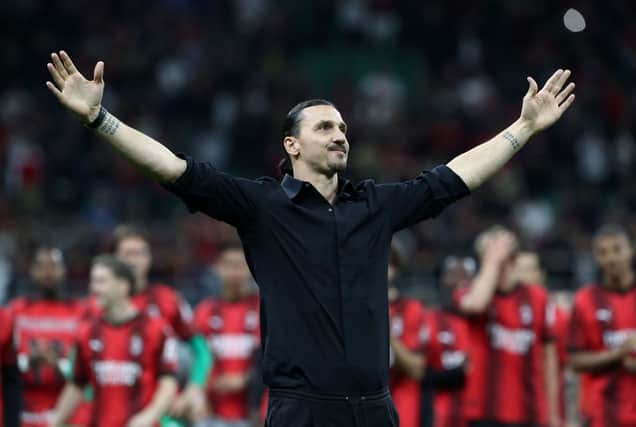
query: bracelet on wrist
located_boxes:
[86,106,107,129]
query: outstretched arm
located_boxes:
[447,69,575,190]
[45,51,185,183]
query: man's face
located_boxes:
[514,252,545,285]
[441,260,473,290]
[115,237,151,283]
[287,105,349,176]
[90,264,128,311]
[215,249,251,296]
[593,234,633,279]
[30,250,65,291]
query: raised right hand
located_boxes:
[482,231,517,266]
[46,51,104,123]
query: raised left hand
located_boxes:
[126,410,157,427]
[520,69,575,133]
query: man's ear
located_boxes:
[283,136,299,157]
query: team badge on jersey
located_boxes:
[391,316,403,337]
[209,315,223,330]
[245,310,258,331]
[89,338,103,353]
[147,304,161,318]
[520,305,533,325]
[129,335,143,356]
[438,330,455,345]
[596,308,612,322]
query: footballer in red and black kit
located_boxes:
[194,243,261,425]
[568,225,636,427]
[106,225,211,421]
[424,256,476,427]
[51,255,178,427]
[453,227,560,427]
[8,247,90,427]
[387,243,427,427]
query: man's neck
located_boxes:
[135,275,148,294]
[603,270,634,291]
[293,165,339,204]
[103,301,137,324]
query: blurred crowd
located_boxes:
[3,0,636,302]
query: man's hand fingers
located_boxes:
[542,69,563,95]
[554,69,572,92]
[93,61,104,84]
[51,53,68,79]
[556,82,575,105]
[524,77,538,99]
[47,63,65,88]
[45,81,64,102]
[558,94,575,114]
[59,50,79,75]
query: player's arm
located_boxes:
[50,382,83,427]
[568,335,636,372]
[45,51,185,183]
[128,376,178,427]
[543,342,561,427]
[457,231,515,314]
[390,336,426,380]
[447,70,575,190]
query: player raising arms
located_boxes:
[51,255,178,427]
[9,246,90,427]
[45,49,574,427]
[194,243,260,427]
[453,228,560,427]
[568,225,636,427]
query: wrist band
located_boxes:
[87,106,107,129]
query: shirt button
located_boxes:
[328,208,333,212]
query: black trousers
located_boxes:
[265,388,399,427]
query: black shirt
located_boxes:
[165,155,469,394]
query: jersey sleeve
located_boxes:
[567,291,594,353]
[158,324,179,377]
[0,309,15,366]
[162,154,269,227]
[156,287,195,341]
[71,327,91,387]
[401,300,427,352]
[375,166,470,231]
[193,300,212,336]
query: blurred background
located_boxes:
[2,0,636,304]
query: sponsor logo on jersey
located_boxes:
[15,316,79,334]
[488,323,535,354]
[441,350,466,369]
[603,329,636,349]
[209,334,258,359]
[93,360,141,385]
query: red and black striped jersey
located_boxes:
[425,309,469,427]
[389,296,427,427]
[8,297,90,427]
[455,284,555,425]
[72,311,178,427]
[194,295,260,420]
[568,283,636,426]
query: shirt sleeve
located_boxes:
[377,165,470,231]
[71,335,90,387]
[158,325,179,377]
[567,293,594,353]
[157,288,195,341]
[162,154,266,227]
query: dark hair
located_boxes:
[32,245,65,265]
[92,254,136,296]
[593,224,631,243]
[112,224,149,252]
[279,99,336,176]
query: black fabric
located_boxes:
[165,154,469,393]
[422,365,466,389]
[2,363,21,427]
[265,388,398,427]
